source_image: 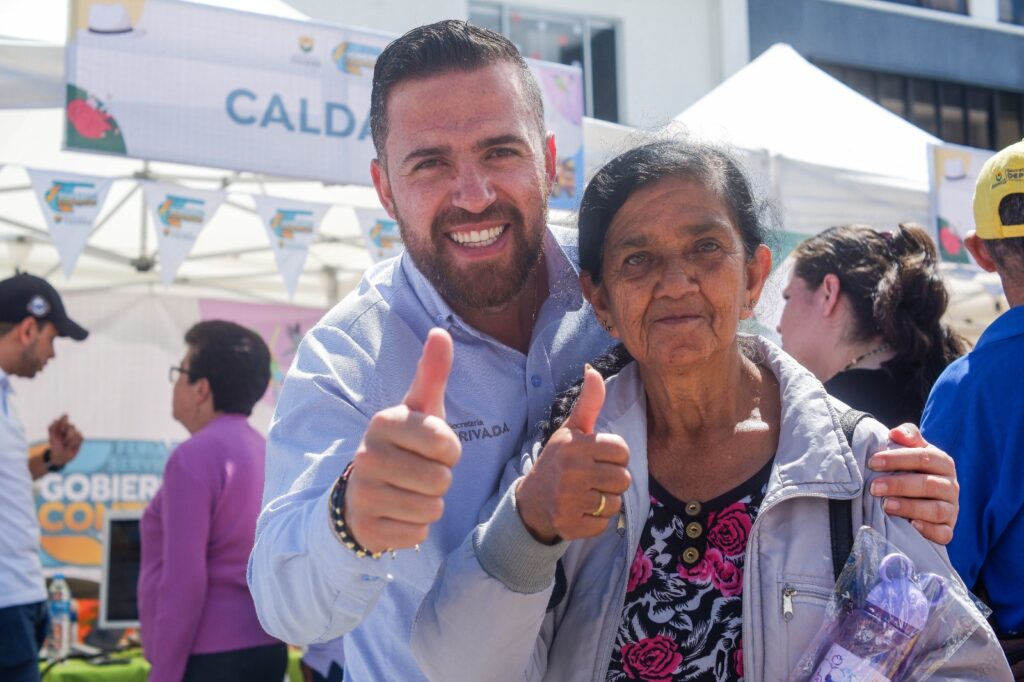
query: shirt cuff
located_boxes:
[309,484,393,622]
[472,478,568,594]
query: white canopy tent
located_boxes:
[675,43,940,235]
[674,43,1005,339]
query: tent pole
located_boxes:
[139,161,150,262]
[89,184,139,238]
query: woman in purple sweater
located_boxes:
[139,320,285,682]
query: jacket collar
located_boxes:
[596,335,863,509]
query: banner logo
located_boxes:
[45,181,100,225]
[270,209,314,247]
[332,42,381,76]
[369,219,401,252]
[299,35,314,53]
[157,195,205,235]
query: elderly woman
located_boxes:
[777,223,968,427]
[410,140,1008,681]
[139,320,285,682]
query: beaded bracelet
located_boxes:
[328,464,394,560]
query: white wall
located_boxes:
[281,0,750,127]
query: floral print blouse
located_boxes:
[606,459,773,682]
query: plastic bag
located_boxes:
[790,526,993,681]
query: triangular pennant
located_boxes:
[354,208,404,263]
[142,182,227,285]
[251,195,330,298]
[27,169,114,278]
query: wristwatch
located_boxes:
[42,448,65,473]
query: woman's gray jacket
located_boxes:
[411,336,1010,681]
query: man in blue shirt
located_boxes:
[922,139,1024,662]
[0,273,87,682]
[249,20,963,681]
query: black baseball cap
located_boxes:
[0,273,88,341]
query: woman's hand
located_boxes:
[868,423,958,545]
[516,366,632,544]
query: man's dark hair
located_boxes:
[184,320,271,416]
[0,322,14,337]
[369,19,545,162]
[985,193,1024,270]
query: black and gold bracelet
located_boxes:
[42,448,64,473]
[328,464,394,560]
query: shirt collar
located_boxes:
[400,225,584,331]
[975,305,1024,350]
[0,367,12,396]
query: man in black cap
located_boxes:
[0,273,87,682]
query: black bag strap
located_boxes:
[830,409,871,580]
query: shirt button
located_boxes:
[435,314,445,324]
[685,522,703,539]
[682,547,701,564]
[685,501,702,516]
[530,375,542,388]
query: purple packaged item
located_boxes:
[809,554,940,681]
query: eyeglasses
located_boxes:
[168,366,195,383]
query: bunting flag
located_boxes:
[142,182,226,285]
[354,208,404,263]
[251,195,330,298]
[27,169,114,277]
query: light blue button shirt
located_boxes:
[248,226,612,681]
[0,367,47,609]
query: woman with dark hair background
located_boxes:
[777,223,969,426]
[138,320,286,682]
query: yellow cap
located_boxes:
[973,138,1024,239]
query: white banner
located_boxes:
[64,1,584,206]
[27,169,114,277]
[252,195,329,298]
[65,0,390,184]
[929,143,995,269]
[142,182,226,285]
[354,207,403,263]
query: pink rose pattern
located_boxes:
[606,473,768,682]
[620,636,684,682]
[628,546,654,592]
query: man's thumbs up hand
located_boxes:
[403,328,453,419]
[344,329,462,553]
[516,364,631,544]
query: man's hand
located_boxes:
[48,414,83,467]
[868,423,958,545]
[344,329,461,554]
[516,365,631,544]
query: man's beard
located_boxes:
[397,201,547,311]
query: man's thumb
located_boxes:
[403,328,454,418]
[565,364,605,435]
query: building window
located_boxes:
[1001,0,1024,25]
[468,3,619,123]
[877,0,968,14]
[818,61,1024,150]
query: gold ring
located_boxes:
[590,492,607,517]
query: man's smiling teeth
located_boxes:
[449,225,505,248]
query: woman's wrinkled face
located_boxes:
[584,177,769,370]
